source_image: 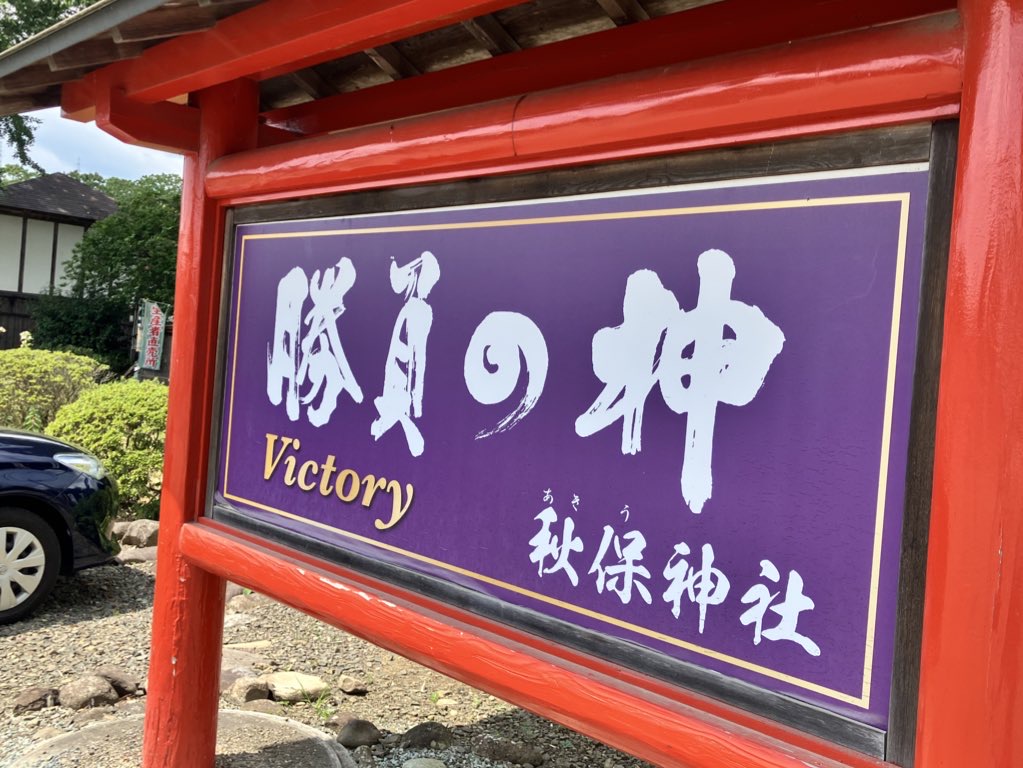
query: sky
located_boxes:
[12,107,184,180]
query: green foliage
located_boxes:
[47,380,168,519]
[0,1,86,166]
[0,162,38,185]
[0,347,108,429]
[33,173,182,368]
[32,291,134,372]
[61,174,181,310]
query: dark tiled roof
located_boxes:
[0,172,117,222]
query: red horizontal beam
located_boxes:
[264,0,957,136]
[207,13,962,202]
[95,88,199,153]
[116,0,524,104]
[91,87,297,154]
[181,521,885,768]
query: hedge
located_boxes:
[47,380,168,519]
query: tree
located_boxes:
[31,173,181,370]
[0,162,39,185]
[62,173,182,309]
[0,1,87,167]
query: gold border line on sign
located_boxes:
[221,191,913,709]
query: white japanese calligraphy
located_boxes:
[371,252,440,457]
[464,311,548,439]
[267,259,363,427]
[589,525,652,605]
[662,541,730,633]
[739,559,820,656]
[577,250,784,514]
[528,505,584,586]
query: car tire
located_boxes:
[0,507,62,625]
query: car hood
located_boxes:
[0,429,84,458]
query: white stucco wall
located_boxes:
[22,218,54,294]
[0,215,87,295]
[54,222,85,289]
[0,213,21,291]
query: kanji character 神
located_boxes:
[576,249,785,514]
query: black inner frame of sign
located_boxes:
[207,123,955,763]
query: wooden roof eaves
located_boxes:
[110,0,528,105]
[0,0,169,80]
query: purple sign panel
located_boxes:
[215,166,930,730]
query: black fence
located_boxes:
[0,291,39,350]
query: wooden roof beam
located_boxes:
[47,39,145,72]
[0,86,60,116]
[0,63,90,95]
[93,0,525,106]
[462,15,521,55]
[595,0,650,25]
[262,0,957,137]
[210,13,962,202]
[289,69,338,101]
[364,44,421,80]
[112,7,219,44]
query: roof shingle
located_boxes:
[0,172,117,222]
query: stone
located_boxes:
[225,582,246,601]
[13,686,58,714]
[433,697,457,712]
[402,759,447,768]
[326,711,358,730]
[58,675,120,710]
[263,671,329,702]
[401,721,454,749]
[71,705,116,725]
[94,665,142,696]
[222,647,269,668]
[351,745,376,767]
[337,718,382,748]
[224,639,272,651]
[220,646,268,692]
[32,727,64,741]
[228,676,270,704]
[473,735,546,766]
[121,519,160,547]
[240,698,287,716]
[223,612,255,629]
[115,698,147,716]
[110,521,132,543]
[116,546,158,564]
[339,675,369,696]
[227,593,262,612]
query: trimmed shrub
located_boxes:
[0,347,109,430]
[31,292,134,372]
[47,380,168,519]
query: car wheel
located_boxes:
[0,507,62,624]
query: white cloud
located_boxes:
[18,108,184,179]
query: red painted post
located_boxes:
[916,1,1023,766]
[141,79,259,768]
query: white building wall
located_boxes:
[22,218,55,294]
[54,223,84,289]
[0,214,21,291]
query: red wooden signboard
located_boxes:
[16,2,1021,767]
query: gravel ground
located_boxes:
[0,561,654,768]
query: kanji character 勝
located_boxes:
[267,258,363,427]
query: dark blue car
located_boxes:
[0,429,118,624]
